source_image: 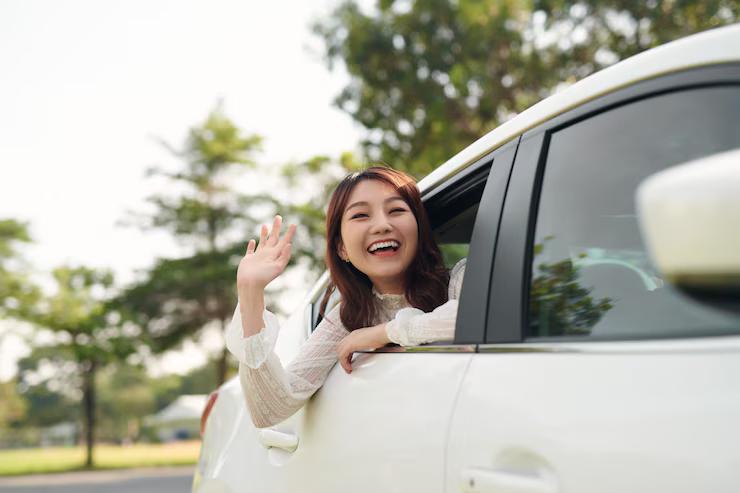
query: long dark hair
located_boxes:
[319,166,449,330]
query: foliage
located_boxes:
[0,379,27,428]
[0,219,41,319]
[117,103,277,384]
[14,265,137,467]
[529,242,613,336]
[96,364,156,443]
[313,0,738,176]
[12,374,78,429]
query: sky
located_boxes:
[0,0,364,380]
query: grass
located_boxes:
[0,440,201,476]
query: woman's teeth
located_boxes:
[368,240,400,253]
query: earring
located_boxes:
[343,256,351,263]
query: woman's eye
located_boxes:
[350,213,368,219]
[390,208,407,214]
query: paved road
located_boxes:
[0,466,194,493]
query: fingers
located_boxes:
[246,239,256,255]
[278,242,292,265]
[337,344,353,374]
[257,216,296,253]
[267,215,282,246]
[279,223,297,247]
[276,224,296,263]
[258,224,268,248]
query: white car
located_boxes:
[193,24,740,493]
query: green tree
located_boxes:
[14,377,78,429]
[313,0,738,176]
[117,103,278,385]
[16,266,137,467]
[0,219,41,319]
[96,364,156,443]
[0,379,27,428]
[529,241,613,336]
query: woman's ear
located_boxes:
[337,241,349,262]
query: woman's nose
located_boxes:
[369,213,393,234]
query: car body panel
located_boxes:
[446,337,740,493]
[276,351,473,492]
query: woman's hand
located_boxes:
[336,323,391,374]
[237,215,297,291]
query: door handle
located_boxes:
[258,429,299,453]
[460,467,557,493]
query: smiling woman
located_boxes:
[225,166,466,428]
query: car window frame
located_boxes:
[304,140,518,350]
[484,63,740,345]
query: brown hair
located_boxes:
[319,166,449,330]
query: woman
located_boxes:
[225,167,466,428]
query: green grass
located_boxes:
[0,440,200,476]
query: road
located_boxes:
[0,466,194,493]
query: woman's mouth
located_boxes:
[367,240,401,257]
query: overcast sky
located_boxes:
[0,0,364,379]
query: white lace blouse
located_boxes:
[225,258,467,428]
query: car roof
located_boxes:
[418,23,740,195]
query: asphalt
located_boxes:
[0,466,195,493]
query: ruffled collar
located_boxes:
[371,286,408,310]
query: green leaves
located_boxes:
[314,0,739,177]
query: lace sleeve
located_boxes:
[225,302,348,428]
[385,258,467,346]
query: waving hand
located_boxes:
[237,215,297,290]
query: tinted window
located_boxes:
[529,86,740,339]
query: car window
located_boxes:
[528,85,740,339]
[310,177,485,332]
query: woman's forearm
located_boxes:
[237,284,266,337]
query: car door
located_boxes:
[257,150,514,493]
[446,66,740,493]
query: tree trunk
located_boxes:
[82,360,97,468]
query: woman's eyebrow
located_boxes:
[346,196,404,211]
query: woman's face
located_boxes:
[339,179,419,294]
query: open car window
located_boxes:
[310,169,488,336]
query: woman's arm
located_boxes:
[225,302,348,428]
[385,258,467,346]
[226,215,350,428]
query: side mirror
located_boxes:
[636,149,740,311]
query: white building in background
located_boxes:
[144,394,207,442]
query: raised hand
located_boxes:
[237,215,297,291]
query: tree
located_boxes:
[13,376,78,429]
[96,364,156,443]
[16,266,137,467]
[117,103,280,385]
[313,0,738,177]
[529,255,613,336]
[0,219,41,319]
[0,379,27,428]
